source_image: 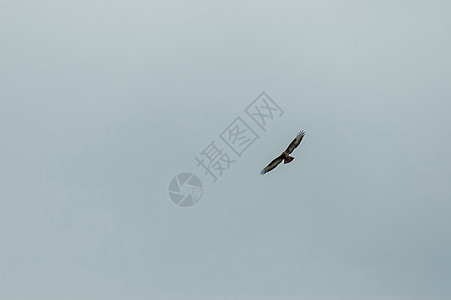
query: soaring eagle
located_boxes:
[260,130,305,175]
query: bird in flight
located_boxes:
[260,130,305,175]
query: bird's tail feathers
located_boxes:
[284,156,294,164]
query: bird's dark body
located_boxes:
[260,131,305,175]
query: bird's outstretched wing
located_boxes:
[285,130,305,154]
[260,155,284,175]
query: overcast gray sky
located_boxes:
[1,0,450,299]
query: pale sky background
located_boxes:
[1,0,450,299]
